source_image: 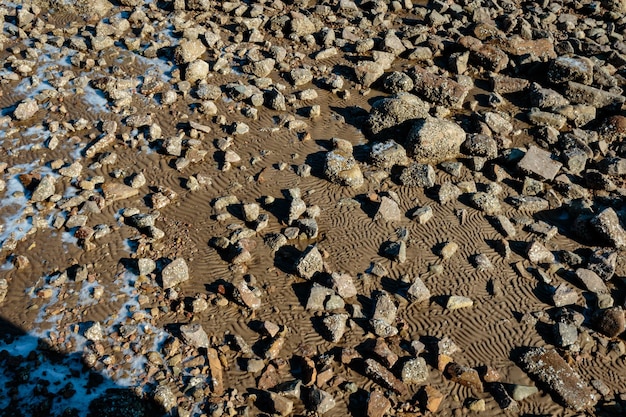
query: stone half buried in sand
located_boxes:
[518,347,597,411]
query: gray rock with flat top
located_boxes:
[161,258,189,289]
[518,146,562,180]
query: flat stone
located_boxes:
[102,182,139,202]
[447,295,473,310]
[31,175,56,202]
[575,268,608,294]
[180,323,209,349]
[399,163,436,187]
[329,272,357,299]
[565,81,625,109]
[518,347,597,411]
[518,146,562,181]
[161,258,189,290]
[207,347,224,395]
[374,196,402,222]
[553,283,578,307]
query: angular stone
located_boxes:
[268,392,293,417]
[295,245,323,279]
[354,60,384,87]
[365,93,430,139]
[421,385,444,412]
[234,280,261,309]
[400,357,428,384]
[548,56,594,85]
[364,359,408,395]
[553,283,578,307]
[307,387,336,414]
[306,284,334,310]
[446,363,483,391]
[371,338,398,368]
[411,206,433,224]
[518,146,562,181]
[371,290,397,325]
[518,347,597,411]
[161,258,189,290]
[470,192,501,214]
[374,196,402,222]
[180,323,209,349]
[370,140,409,169]
[321,313,348,343]
[590,208,626,249]
[367,390,390,417]
[407,276,431,303]
[14,98,39,120]
[31,175,56,202]
[447,295,473,310]
[329,272,357,299]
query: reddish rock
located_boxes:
[367,390,391,417]
[446,363,483,392]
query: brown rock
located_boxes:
[364,358,408,395]
[207,347,224,395]
[258,364,280,390]
[367,390,391,417]
[446,363,483,392]
[594,307,625,338]
[421,385,444,413]
[410,66,469,108]
[371,338,398,368]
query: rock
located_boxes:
[207,347,224,395]
[527,241,555,264]
[364,359,408,395]
[575,268,608,294]
[295,245,324,279]
[374,196,402,222]
[180,323,209,349]
[467,398,486,412]
[265,88,286,111]
[323,147,364,188]
[447,296,473,310]
[489,382,519,412]
[84,322,103,341]
[400,357,428,384]
[153,385,176,412]
[564,81,625,109]
[234,280,261,309]
[370,140,409,169]
[244,58,275,78]
[371,290,397,325]
[289,12,315,36]
[101,182,139,202]
[399,163,435,187]
[268,392,293,417]
[367,391,391,417]
[365,93,430,139]
[438,182,462,205]
[287,196,307,225]
[410,66,469,108]
[590,208,626,249]
[185,59,209,82]
[594,307,625,337]
[161,258,189,289]
[382,71,414,94]
[493,215,516,237]
[462,134,498,158]
[370,338,398,368]
[411,206,433,224]
[31,175,56,202]
[174,39,206,65]
[321,314,348,342]
[14,99,39,120]
[407,276,431,303]
[329,272,357,299]
[548,56,594,85]
[307,387,336,414]
[439,241,458,260]
[406,117,466,164]
[553,283,578,307]
[518,146,562,181]
[306,284,334,310]
[511,384,539,401]
[354,60,384,87]
[470,192,501,214]
[420,385,444,413]
[518,347,597,411]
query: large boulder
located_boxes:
[405,117,466,164]
[365,93,430,139]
